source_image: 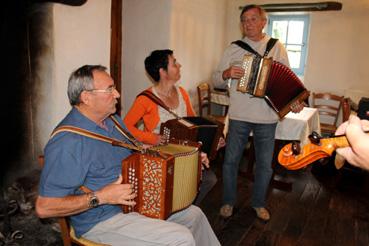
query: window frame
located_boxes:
[266,14,310,76]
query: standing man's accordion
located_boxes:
[121,140,201,219]
[237,54,309,118]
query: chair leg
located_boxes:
[58,218,72,246]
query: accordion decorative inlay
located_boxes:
[237,54,310,118]
[160,116,224,160]
[122,140,201,219]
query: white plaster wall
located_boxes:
[37,0,111,148]
[224,0,369,97]
[304,1,369,95]
[122,0,172,115]
[122,0,227,115]
[169,0,227,104]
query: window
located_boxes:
[266,14,310,76]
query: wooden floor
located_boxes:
[200,151,369,246]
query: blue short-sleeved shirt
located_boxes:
[39,107,132,237]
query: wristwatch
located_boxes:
[87,192,100,208]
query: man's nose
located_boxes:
[113,88,120,98]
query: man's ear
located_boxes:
[80,91,90,105]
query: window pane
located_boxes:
[287,21,304,44]
[272,21,288,43]
[287,45,302,69]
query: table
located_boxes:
[222,107,321,144]
[211,89,229,106]
[275,107,321,145]
[210,89,229,116]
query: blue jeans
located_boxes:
[194,168,217,205]
[222,119,277,208]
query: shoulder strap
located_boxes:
[109,115,143,148]
[137,90,181,119]
[264,38,278,57]
[232,38,279,57]
[232,40,261,57]
[51,125,141,152]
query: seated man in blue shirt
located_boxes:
[35,65,220,246]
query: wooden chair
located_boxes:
[342,97,351,122]
[197,82,211,117]
[196,82,228,125]
[38,156,109,246]
[311,92,344,136]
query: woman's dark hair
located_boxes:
[144,49,173,82]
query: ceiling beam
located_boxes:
[239,2,342,12]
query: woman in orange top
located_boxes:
[124,49,217,205]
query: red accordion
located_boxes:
[237,54,310,118]
[121,140,201,219]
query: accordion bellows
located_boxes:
[121,141,201,219]
[237,54,310,118]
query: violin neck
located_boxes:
[327,135,349,148]
[328,130,369,148]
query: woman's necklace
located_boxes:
[156,87,175,99]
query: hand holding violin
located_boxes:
[335,115,369,170]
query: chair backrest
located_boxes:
[342,97,351,122]
[311,92,344,135]
[197,82,211,117]
[37,156,108,246]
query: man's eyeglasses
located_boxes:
[85,85,116,94]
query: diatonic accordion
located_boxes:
[121,140,201,219]
[237,54,310,118]
[160,116,224,161]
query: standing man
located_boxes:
[36,65,220,245]
[213,4,303,221]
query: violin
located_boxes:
[278,131,351,170]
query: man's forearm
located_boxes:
[35,194,91,218]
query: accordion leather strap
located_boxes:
[138,90,180,119]
[232,38,278,57]
[109,115,143,149]
[51,125,140,151]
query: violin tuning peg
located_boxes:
[291,141,301,155]
[308,131,321,145]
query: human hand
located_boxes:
[217,137,226,150]
[200,152,210,169]
[335,115,369,170]
[155,134,168,145]
[96,175,137,206]
[222,66,245,80]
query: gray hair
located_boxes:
[240,4,267,21]
[67,65,107,105]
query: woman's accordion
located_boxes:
[160,116,224,161]
[237,54,310,118]
[121,140,201,219]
